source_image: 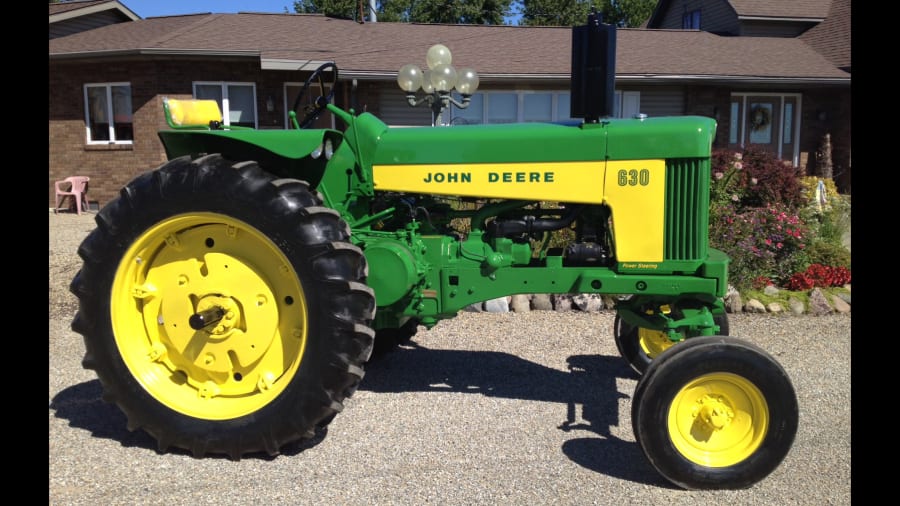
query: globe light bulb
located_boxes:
[397,63,423,92]
[421,69,434,94]
[430,63,458,93]
[426,44,452,69]
[455,68,480,95]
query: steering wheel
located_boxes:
[291,62,338,129]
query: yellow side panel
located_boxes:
[373,162,606,204]
[604,160,667,262]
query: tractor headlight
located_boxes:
[311,142,323,159]
[324,139,334,160]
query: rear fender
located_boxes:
[157,128,345,185]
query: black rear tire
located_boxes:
[631,336,798,490]
[70,154,375,458]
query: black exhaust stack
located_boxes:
[570,13,616,123]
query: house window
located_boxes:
[682,9,701,29]
[194,82,257,128]
[615,91,641,118]
[450,91,576,125]
[84,83,133,143]
[449,90,636,125]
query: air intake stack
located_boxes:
[570,13,617,123]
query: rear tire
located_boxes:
[70,154,375,458]
[631,336,798,490]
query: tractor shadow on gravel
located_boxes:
[362,340,675,488]
[49,380,328,459]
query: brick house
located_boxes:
[49,0,850,208]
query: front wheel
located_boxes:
[614,313,729,375]
[70,154,376,458]
[631,336,798,490]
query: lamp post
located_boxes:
[397,44,479,126]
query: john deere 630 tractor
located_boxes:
[69,15,798,490]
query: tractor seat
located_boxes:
[163,97,226,130]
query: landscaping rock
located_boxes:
[572,293,604,312]
[808,288,834,315]
[831,294,851,314]
[726,292,744,313]
[553,294,573,311]
[530,294,553,311]
[763,285,780,297]
[766,302,784,314]
[510,294,531,312]
[745,299,767,313]
[601,295,617,310]
[484,297,510,313]
[789,297,806,315]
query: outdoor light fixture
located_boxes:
[266,95,275,113]
[397,44,479,126]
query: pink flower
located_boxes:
[714,172,724,180]
[731,194,739,201]
[734,153,743,161]
[776,242,783,249]
[750,177,757,184]
[765,238,772,245]
[733,162,743,170]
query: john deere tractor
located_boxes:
[69,15,798,490]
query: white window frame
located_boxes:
[448,89,640,125]
[84,82,133,144]
[614,90,641,118]
[730,92,802,166]
[192,81,258,128]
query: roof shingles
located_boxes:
[48,13,849,81]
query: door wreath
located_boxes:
[750,105,771,132]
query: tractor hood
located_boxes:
[371,115,715,165]
[370,116,716,203]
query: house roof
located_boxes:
[727,0,832,21]
[647,0,833,27]
[48,12,849,85]
[799,0,850,72]
[49,0,140,23]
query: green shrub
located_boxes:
[711,147,805,211]
[709,202,811,290]
[802,240,851,269]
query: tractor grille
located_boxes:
[664,158,710,261]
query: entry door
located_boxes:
[744,96,780,156]
[729,94,800,166]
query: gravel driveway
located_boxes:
[49,211,851,505]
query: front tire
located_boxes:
[70,154,376,458]
[631,336,798,490]
[614,313,729,375]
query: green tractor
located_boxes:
[69,15,797,490]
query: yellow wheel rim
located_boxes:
[110,213,308,420]
[667,372,769,467]
[638,328,675,359]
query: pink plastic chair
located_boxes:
[54,176,90,215]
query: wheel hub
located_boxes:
[193,296,239,337]
[694,395,735,431]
